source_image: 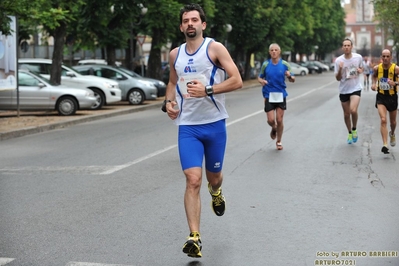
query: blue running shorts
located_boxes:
[178,119,227,172]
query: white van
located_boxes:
[18,58,122,110]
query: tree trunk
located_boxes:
[106,45,116,66]
[291,51,297,63]
[147,28,162,80]
[50,22,67,85]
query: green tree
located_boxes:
[0,0,43,39]
[312,0,346,60]
[373,0,399,62]
[145,0,182,80]
[32,0,85,84]
[228,0,282,80]
[291,0,345,62]
[76,0,150,70]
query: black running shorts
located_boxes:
[339,90,361,102]
[375,93,398,112]
[264,97,286,112]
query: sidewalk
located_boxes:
[0,79,260,140]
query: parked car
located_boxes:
[77,59,122,67]
[299,61,322,74]
[289,62,309,76]
[73,64,158,105]
[118,66,166,97]
[0,70,97,116]
[18,58,122,110]
[321,60,335,70]
[312,61,330,72]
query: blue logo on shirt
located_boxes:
[184,59,196,73]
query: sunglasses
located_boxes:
[382,55,390,58]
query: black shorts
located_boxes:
[339,90,361,102]
[264,98,286,112]
[375,93,398,112]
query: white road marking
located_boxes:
[99,144,177,175]
[103,80,335,175]
[0,81,335,176]
[0,258,15,265]
[227,80,336,126]
[66,262,134,266]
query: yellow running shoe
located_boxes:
[182,231,202,258]
[208,183,226,216]
[347,133,353,144]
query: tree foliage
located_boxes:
[372,0,399,61]
[2,0,350,81]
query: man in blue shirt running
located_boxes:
[257,43,295,150]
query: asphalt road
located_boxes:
[0,72,398,266]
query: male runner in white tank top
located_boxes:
[163,3,242,258]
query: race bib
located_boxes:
[269,92,284,103]
[379,78,391,90]
[177,74,207,98]
[346,66,358,79]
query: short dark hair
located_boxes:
[343,37,353,45]
[179,3,206,24]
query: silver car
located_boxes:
[18,58,122,110]
[289,62,309,76]
[0,70,97,116]
[73,64,158,105]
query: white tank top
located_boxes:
[174,37,228,125]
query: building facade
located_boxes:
[343,0,393,63]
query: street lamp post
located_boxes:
[224,24,232,49]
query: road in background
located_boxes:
[0,72,398,266]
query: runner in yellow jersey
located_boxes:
[371,49,399,154]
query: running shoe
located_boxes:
[381,146,390,154]
[208,183,225,216]
[389,131,396,147]
[347,133,353,144]
[182,232,202,258]
[352,130,358,143]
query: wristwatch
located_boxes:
[205,85,214,96]
[161,99,171,113]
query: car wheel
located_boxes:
[56,96,78,116]
[128,89,145,105]
[300,71,306,76]
[90,88,105,110]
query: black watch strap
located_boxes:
[161,100,171,113]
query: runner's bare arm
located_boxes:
[371,65,379,90]
[208,41,243,94]
[165,48,179,119]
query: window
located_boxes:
[18,73,39,86]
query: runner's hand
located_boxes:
[166,101,179,120]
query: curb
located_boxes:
[0,82,260,141]
[0,102,162,141]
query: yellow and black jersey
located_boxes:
[376,63,398,95]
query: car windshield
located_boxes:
[25,71,58,86]
[117,67,142,78]
[63,65,81,75]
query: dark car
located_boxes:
[299,61,322,74]
[312,61,330,72]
